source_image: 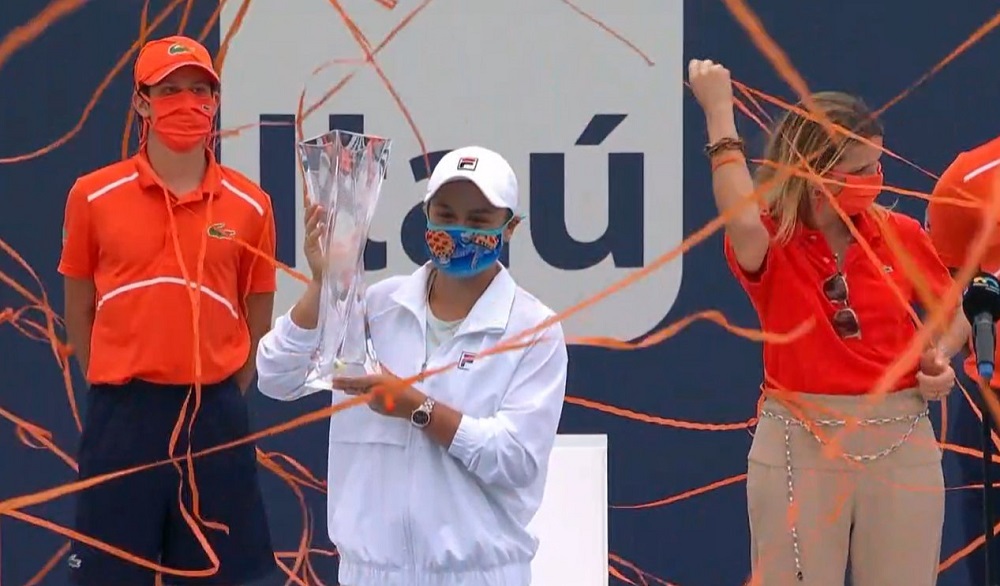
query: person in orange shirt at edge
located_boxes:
[58,36,277,586]
[926,135,1000,586]
[689,58,972,586]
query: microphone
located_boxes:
[961,272,1000,586]
[962,271,1000,381]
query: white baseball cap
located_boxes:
[423,146,518,210]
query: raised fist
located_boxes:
[688,59,734,115]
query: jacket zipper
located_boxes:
[404,324,476,577]
[401,358,428,577]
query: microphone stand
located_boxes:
[976,321,1000,586]
[961,271,1000,585]
[976,354,1000,586]
[981,381,996,586]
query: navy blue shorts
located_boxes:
[69,378,275,586]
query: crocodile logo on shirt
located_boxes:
[207,222,236,239]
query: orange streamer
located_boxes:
[3,0,1000,583]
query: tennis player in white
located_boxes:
[256,146,569,586]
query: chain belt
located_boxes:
[757,407,929,582]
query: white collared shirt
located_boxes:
[256,264,568,586]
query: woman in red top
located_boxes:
[688,59,967,586]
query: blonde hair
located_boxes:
[755,91,885,242]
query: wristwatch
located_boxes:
[410,397,435,429]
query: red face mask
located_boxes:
[146,92,217,152]
[830,165,884,216]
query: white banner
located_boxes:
[220,0,684,340]
[528,434,609,586]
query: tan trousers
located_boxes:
[747,390,944,586]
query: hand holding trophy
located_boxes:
[298,129,392,389]
[303,203,327,282]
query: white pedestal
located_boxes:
[528,434,609,586]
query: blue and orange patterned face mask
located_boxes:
[423,216,519,278]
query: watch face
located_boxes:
[412,410,430,426]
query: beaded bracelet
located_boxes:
[704,137,745,158]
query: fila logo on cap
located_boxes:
[167,43,191,55]
[457,157,478,171]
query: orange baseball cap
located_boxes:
[134,35,219,87]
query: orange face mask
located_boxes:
[146,92,217,152]
[831,165,884,216]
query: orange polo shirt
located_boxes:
[725,211,953,395]
[927,135,1000,386]
[58,151,277,386]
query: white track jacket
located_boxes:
[256,264,568,586]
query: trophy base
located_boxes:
[303,358,382,393]
[334,358,382,378]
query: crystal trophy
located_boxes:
[298,129,392,389]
